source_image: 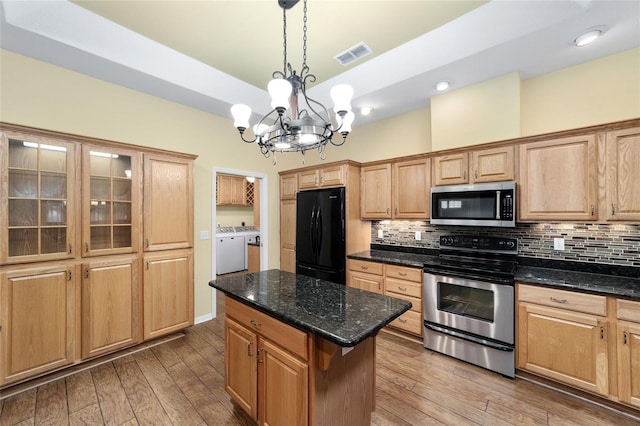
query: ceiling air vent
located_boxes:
[334,42,373,66]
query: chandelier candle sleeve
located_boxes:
[229,0,354,163]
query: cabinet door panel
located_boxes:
[259,338,308,426]
[433,153,469,186]
[298,170,320,189]
[319,165,345,187]
[143,250,193,340]
[606,127,640,220]
[82,257,139,359]
[280,173,298,200]
[392,158,430,219]
[617,322,640,409]
[518,303,608,396]
[143,154,193,251]
[471,146,514,183]
[519,135,597,220]
[361,164,391,219]
[1,264,77,385]
[348,271,383,294]
[225,318,258,421]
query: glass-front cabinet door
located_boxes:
[1,133,76,264]
[82,145,140,256]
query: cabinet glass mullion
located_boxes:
[88,151,132,252]
[6,138,70,258]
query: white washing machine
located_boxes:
[216,226,245,275]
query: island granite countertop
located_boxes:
[209,269,412,347]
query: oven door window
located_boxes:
[432,191,496,220]
[438,282,494,323]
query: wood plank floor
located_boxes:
[1,291,638,426]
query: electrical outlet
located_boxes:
[415,231,421,240]
[377,229,384,238]
[200,231,209,240]
[553,237,565,251]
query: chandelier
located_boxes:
[230,0,355,163]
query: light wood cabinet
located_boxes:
[143,153,194,251]
[361,157,430,220]
[1,133,78,264]
[360,163,392,219]
[81,144,141,257]
[280,172,298,200]
[517,284,609,396]
[347,259,383,294]
[0,263,79,386]
[298,164,346,190]
[519,135,597,221]
[384,264,423,337]
[432,146,515,186]
[142,249,194,340]
[616,299,640,409]
[81,255,140,359]
[280,199,297,273]
[225,297,308,426]
[604,127,640,221]
[217,173,251,206]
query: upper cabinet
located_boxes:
[280,172,298,200]
[519,135,597,221]
[217,173,254,206]
[1,133,78,264]
[604,127,640,221]
[81,145,141,257]
[143,153,194,251]
[432,146,514,186]
[361,157,430,220]
[298,164,346,190]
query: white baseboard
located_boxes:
[195,313,215,324]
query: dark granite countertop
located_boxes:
[348,245,640,300]
[209,269,412,347]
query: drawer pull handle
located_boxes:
[549,297,567,304]
[250,319,262,328]
[361,266,368,270]
[398,318,407,323]
[398,286,407,291]
[398,272,407,276]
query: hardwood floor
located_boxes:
[1,292,638,426]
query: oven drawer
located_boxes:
[518,284,606,316]
[389,310,422,335]
[386,277,422,299]
[385,264,422,282]
[348,259,383,275]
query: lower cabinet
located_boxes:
[518,284,640,410]
[143,249,194,340]
[0,263,79,386]
[225,298,308,426]
[347,259,423,337]
[81,255,140,359]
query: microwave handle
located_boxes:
[496,191,501,220]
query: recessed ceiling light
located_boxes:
[573,26,607,47]
[360,106,374,116]
[435,81,450,91]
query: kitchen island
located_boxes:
[210,269,412,426]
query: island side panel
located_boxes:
[311,335,376,426]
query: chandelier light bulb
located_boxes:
[231,104,252,130]
[339,111,355,134]
[268,79,293,111]
[330,84,354,115]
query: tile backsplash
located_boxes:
[371,221,640,267]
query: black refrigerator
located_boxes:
[296,187,346,284]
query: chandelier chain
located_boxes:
[302,0,308,69]
[282,7,287,75]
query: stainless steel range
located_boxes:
[423,235,517,377]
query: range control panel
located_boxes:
[440,235,517,253]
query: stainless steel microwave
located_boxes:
[430,181,516,227]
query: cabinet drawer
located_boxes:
[388,293,420,313]
[348,259,383,275]
[617,299,640,323]
[389,310,422,335]
[385,277,422,299]
[385,264,422,283]
[518,284,606,316]
[226,298,308,361]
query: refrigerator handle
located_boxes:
[310,205,317,254]
[317,207,323,255]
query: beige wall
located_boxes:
[2,46,639,319]
[521,48,640,135]
[431,72,521,151]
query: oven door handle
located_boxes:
[424,322,514,352]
